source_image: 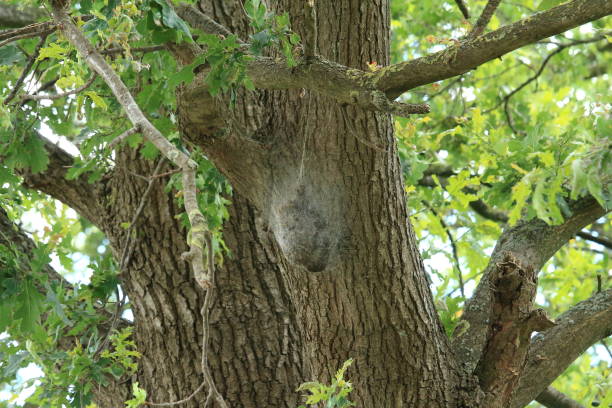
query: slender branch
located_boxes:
[108,125,141,148]
[536,387,585,408]
[453,0,470,19]
[4,34,47,105]
[51,3,211,288]
[424,201,465,297]
[576,230,612,250]
[485,34,609,116]
[374,0,612,98]
[174,4,236,39]
[100,45,166,56]
[468,0,502,40]
[20,73,97,102]
[511,289,612,408]
[51,5,225,406]
[0,30,47,48]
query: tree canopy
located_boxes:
[0,0,610,407]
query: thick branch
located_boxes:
[51,3,211,288]
[536,387,585,408]
[374,0,612,98]
[0,4,45,28]
[173,4,429,117]
[20,136,106,226]
[452,197,607,406]
[511,289,612,408]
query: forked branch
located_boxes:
[452,197,607,407]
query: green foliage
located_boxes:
[297,359,355,408]
[245,0,301,66]
[125,382,147,408]
[391,1,610,404]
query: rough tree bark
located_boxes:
[2,0,611,407]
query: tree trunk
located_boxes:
[86,1,462,407]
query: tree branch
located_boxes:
[51,4,225,405]
[418,170,612,250]
[451,197,608,407]
[174,0,610,118]
[536,386,586,408]
[20,136,107,226]
[511,289,612,408]
[453,0,470,19]
[174,4,429,117]
[374,0,612,98]
[51,2,212,288]
[20,73,97,102]
[0,3,45,28]
[3,34,47,105]
[468,0,502,40]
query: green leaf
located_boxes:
[125,382,147,408]
[151,0,192,40]
[0,44,24,66]
[37,43,69,61]
[15,279,45,334]
[84,91,108,110]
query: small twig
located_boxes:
[453,0,470,19]
[468,0,502,40]
[601,339,612,360]
[488,34,610,118]
[0,21,57,42]
[108,125,142,148]
[119,158,166,270]
[576,230,612,250]
[150,168,182,179]
[4,35,47,105]
[100,45,166,56]
[424,202,465,297]
[0,31,46,50]
[20,73,97,102]
[596,274,602,293]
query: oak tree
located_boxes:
[0,0,610,407]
